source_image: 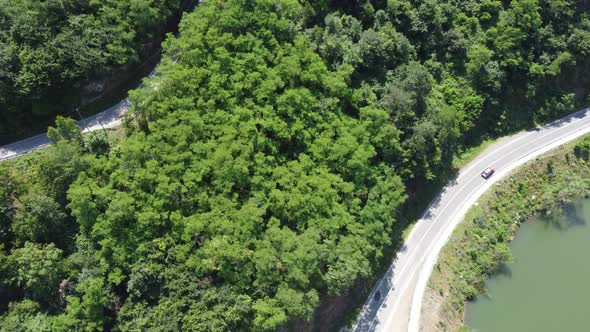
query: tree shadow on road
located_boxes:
[347,264,396,332]
[529,107,590,132]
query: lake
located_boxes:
[465,199,590,332]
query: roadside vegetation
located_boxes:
[2,0,590,330]
[423,135,590,332]
[0,0,191,144]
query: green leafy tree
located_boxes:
[38,141,88,204]
[0,300,52,332]
[0,0,186,144]
[574,136,590,161]
[47,116,80,144]
[12,194,67,247]
[4,0,590,330]
[9,242,64,304]
[0,168,16,246]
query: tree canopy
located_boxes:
[1,0,590,331]
[0,0,187,144]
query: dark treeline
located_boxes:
[0,0,190,144]
[1,0,590,331]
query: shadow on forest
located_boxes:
[322,173,462,331]
[303,167,462,331]
[347,260,397,332]
[306,107,589,332]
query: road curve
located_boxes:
[0,100,129,162]
[351,108,590,332]
[0,64,163,162]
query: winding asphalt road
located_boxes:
[4,58,590,332]
[0,100,129,162]
[0,63,163,162]
[351,108,590,332]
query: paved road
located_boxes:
[351,108,590,332]
[0,100,129,161]
[0,64,163,162]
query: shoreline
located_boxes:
[420,134,590,332]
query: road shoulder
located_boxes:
[420,135,590,331]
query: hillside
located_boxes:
[0,0,191,144]
[1,0,590,330]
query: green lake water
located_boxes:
[465,199,590,332]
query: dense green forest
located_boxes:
[0,0,188,144]
[2,0,590,331]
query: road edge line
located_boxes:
[407,126,590,332]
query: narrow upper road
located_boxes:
[351,108,590,332]
[0,64,161,162]
[0,100,129,161]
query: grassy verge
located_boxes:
[452,138,499,170]
[421,134,590,332]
